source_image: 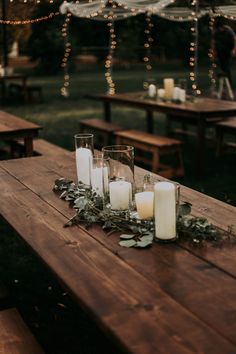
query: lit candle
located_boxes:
[164,78,174,100]
[154,182,176,240]
[91,166,109,197]
[135,191,154,219]
[179,89,186,103]
[148,84,156,98]
[173,87,181,101]
[157,88,165,99]
[76,147,92,185]
[109,180,132,210]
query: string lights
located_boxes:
[143,11,154,89]
[105,17,116,95]
[189,0,201,96]
[60,12,72,97]
[0,11,59,25]
[208,12,217,96]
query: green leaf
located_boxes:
[120,234,135,240]
[119,240,137,248]
[135,239,153,248]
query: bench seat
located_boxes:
[0,308,44,353]
[79,118,123,148]
[115,129,184,179]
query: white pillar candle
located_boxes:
[179,89,186,103]
[76,147,92,185]
[135,191,154,220]
[148,84,156,98]
[154,182,176,240]
[173,87,181,101]
[164,78,174,100]
[157,88,165,99]
[91,166,109,197]
[109,180,132,210]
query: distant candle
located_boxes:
[148,84,156,98]
[164,78,174,100]
[157,88,165,99]
[91,166,109,197]
[109,180,132,210]
[135,191,154,219]
[154,182,176,240]
[179,89,186,103]
[173,87,181,101]
[76,147,92,185]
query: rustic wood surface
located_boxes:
[0,152,236,354]
[0,308,44,354]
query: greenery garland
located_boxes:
[53,177,234,248]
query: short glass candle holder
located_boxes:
[102,145,134,212]
[91,155,109,199]
[154,181,180,242]
[134,174,155,220]
[74,133,94,186]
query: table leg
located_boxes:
[104,102,111,122]
[24,137,33,157]
[196,118,206,178]
[146,110,153,133]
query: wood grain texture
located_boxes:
[0,308,44,354]
[1,154,236,353]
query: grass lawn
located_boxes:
[0,64,235,353]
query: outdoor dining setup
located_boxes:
[0,0,236,353]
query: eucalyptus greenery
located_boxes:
[53,177,232,248]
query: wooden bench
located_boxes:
[115,130,184,179]
[9,138,71,159]
[0,308,44,353]
[79,118,123,149]
[216,117,236,156]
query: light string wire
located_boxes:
[143,11,154,89]
[189,0,201,96]
[104,1,116,95]
[208,11,217,96]
[105,19,116,94]
[0,11,60,24]
[8,0,54,3]
[60,11,72,97]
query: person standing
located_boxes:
[213,17,236,88]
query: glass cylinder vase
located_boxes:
[91,155,109,198]
[74,133,94,186]
[102,145,134,211]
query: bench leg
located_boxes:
[24,137,34,157]
[152,150,160,173]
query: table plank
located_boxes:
[2,167,236,353]
[0,111,41,133]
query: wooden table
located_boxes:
[0,111,42,157]
[0,73,28,104]
[87,92,236,177]
[0,151,236,354]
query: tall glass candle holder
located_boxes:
[74,133,94,186]
[102,145,134,212]
[154,181,180,242]
[91,155,109,198]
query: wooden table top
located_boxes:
[0,152,236,354]
[88,92,236,116]
[0,110,41,137]
[0,73,27,80]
